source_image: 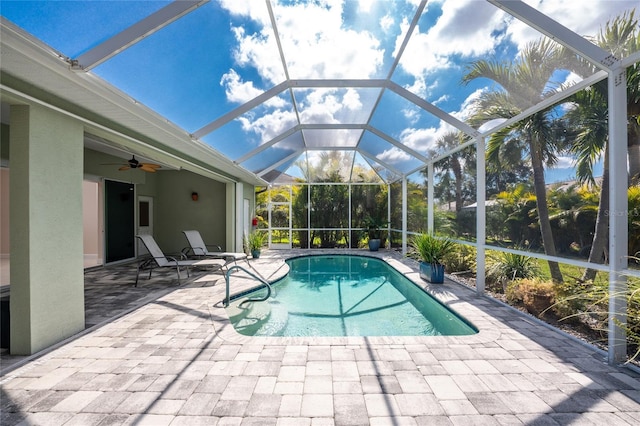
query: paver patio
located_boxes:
[1,249,639,425]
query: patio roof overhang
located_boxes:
[0,18,266,186]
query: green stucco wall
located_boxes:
[10,104,85,355]
[154,170,227,253]
[83,149,233,256]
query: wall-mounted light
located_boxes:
[191,192,199,201]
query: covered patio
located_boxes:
[1,249,639,424]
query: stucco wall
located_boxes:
[155,170,227,254]
[1,168,9,256]
[1,124,9,257]
[82,148,234,258]
[10,103,85,354]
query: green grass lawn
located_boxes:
[535,259,610,285]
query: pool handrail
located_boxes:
[224,264,273,307]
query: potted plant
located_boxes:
[363,215,389,251]
[245,230,267,259]
[410,233,455,283]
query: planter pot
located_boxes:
[251,249,261,259]
[368,239,381,251]
[419,262,445,284]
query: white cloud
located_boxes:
[380,14,394,33]
[456,88,485,121]
[227,1,384,79]
[342,89,363,110]
[218,0,386,147]
[298,87,376,128]
[377,147,412,164]
[220,70,287,109]
[298,88,364,123]
[398,0,507,78]
[238,108,298,143]
[231,26,286,84]
[300,98,341,124]
[220,69,290,108]
[561,71,583,87]
[220,69,263,103]
[399,127,440,152]
[218,0,270,25]
[404,75,427,98]
[432,94,449,106]
[397,0,636,90]
[553,156,576,169]
[402,107,420,125]
[358,0,375,13]
[506,0,638,50]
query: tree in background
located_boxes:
[462,39,567,283]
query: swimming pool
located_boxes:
[226,255,477,337]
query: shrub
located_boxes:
[486,250,540,292]
[441,243,476,274]
[506,278,555,316]
[553,276,640,362]
[552,278,595,318]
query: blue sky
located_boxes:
[1,0,636,183]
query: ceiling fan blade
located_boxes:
[141,163,161,168]
[140,165,158,173]
[118,165,131,171]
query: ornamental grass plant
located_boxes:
[410,233,456,266]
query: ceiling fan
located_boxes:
[116,155,161,173]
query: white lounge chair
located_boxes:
[182,230,248,264]
[135,234,227,286]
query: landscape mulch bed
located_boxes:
[448,272,639,368]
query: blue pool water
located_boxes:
[226,255,477,337]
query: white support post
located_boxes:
[607,65,628,364]
[226,182,238,252]
[402,178,407,255]
[476,137,486,294]
[427,163,434,234]
[267,187,272,248]
[307,183,311,249]
[387,184,391,250]
[348,183,352,248]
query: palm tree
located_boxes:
[565,85,609,282]
[560,9,639,282]
[560,9,639,180]
[593,10,640,182]
[462,38,566,283]
[430,131,469,213]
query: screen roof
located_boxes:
[2,0,637,183]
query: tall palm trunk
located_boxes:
[452,156,463,212]
[582,147,610,283]
[530,136,564,283]
[629,122,640,183]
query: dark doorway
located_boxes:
[105,180,135,263]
